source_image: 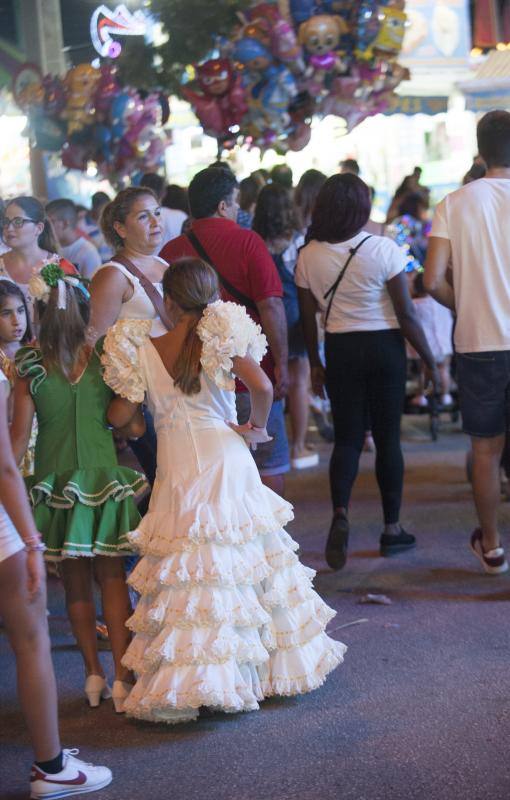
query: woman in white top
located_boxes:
[296,174,438,571]
[88,187,168,489]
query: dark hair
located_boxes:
[100,186,158,249]
[38,283,90,380]
[463,161,487,184]
[188,168,238,219]
[162,258,219,395]
[252,184,298,242]
[207,161,235,174]
[140,172,165,201]
[6,196,59,253]
[340,158,360,176]
[0,279,32,343]
[239,176,261,212]
[270,164,293,190]
[397,191,428,219]
[162,184,190,214]
[477,110,510,168]
[294,169,327,230]
[307,174,371,243]
[46,198,78,226]
[91,192,111,212]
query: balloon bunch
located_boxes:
[182,0,409,151]
[15,63,170,182]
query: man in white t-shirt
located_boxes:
[46,199,101,280]
[425,110,510,576]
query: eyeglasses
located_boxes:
[2,217,37,229]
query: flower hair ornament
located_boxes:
[28,262,90,310]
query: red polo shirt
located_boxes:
[160,218,283,388]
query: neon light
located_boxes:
[90,4,155,59]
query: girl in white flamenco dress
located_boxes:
[102,258,346,723]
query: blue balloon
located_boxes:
[110,92,131,141]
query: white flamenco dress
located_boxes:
[102,301,346,723]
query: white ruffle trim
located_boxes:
[101,318,152,403]
[121,489,345,722]
[197,300,267,391]
[128,499,295,555]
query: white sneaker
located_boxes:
[30,749,112,799]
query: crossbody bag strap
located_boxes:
[186,230,258,313]
[323,235,372,326]
[113,253,173,331]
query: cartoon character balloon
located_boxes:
[64,64,101,136]
[183,58,248,139]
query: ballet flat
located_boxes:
[112,680,132,714]
[84,675,111,708]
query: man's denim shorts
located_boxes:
[235,394,290,476]
[456,350,510,438]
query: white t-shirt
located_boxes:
[160,207,187,247]
[62,236,101,281]
[431,178,510,353]
[295,231,405,333]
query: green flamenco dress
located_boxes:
[15,344,146,561]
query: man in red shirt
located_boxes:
[160,166,290,494]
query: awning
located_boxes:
[458,50,510,111]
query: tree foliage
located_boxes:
[117,0,250,95]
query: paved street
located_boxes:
[2,416,510,800]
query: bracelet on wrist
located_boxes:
[247,420,266,432]
[25,541,46,553]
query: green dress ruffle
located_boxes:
[16,343,145,560]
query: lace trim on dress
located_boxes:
[197,300,267,391]
[101,318,152,403]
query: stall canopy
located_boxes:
[458,50,510,112]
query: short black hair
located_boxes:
[46,198,77,225]
[140,172,165,200]
[239,176,260,211]
[340,158,360,176]
[307,174,371,243]
[188,168,238,219]
[270,164,293,190]
[477,110,510,168]
[91,191,110,211]
[397,191,428,219]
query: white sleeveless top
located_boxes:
[99,258,167,337]
[0,369,24,564]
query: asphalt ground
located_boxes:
[2,414,510,800]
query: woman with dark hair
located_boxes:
[294,169,327,234]
[0,196,77,328]
[237,176,261,229]
[296,174,438,570]
[253,184,317,469]
[162,183,190,216]
[88,186,168,490]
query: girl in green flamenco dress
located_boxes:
[10,262,147,713]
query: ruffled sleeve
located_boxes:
[15,347,47,395]
[197,300,267,391]
[101,319,152,403]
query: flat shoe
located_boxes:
[379,529,416,557]
[325,511,349,570]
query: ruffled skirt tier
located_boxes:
[122,486,346,723]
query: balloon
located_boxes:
[94,64,120,117]
[42,75,66,117]
[63,64,101,135]
[183,59,248,139]
[111,91,134,141]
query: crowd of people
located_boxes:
[2,109,510,798]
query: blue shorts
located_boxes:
[457,350,510,438]
[235,394,290,477]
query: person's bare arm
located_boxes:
[230,354,273,447]
[107,396,141,431]
[87,266,131,343]
[10,377,35,465]
[297,287,324,397]
[255,296,289,399]
[386,272,439,378]
[423,237,455,310]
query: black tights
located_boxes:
[325,330,406,525]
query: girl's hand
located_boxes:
[227,421,272,451]
[26,549,45,601]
